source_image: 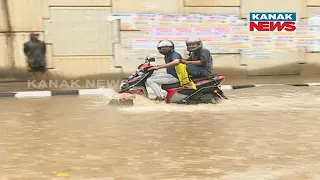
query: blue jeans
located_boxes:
[186,65,210,78]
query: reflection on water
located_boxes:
[0,86,320,180]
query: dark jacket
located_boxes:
[23,38,46,67]
[187,47,213,74]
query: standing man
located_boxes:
[23,32,47,81]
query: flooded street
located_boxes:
[1,85,320,180]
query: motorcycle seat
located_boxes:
[161,74,219,90]
[191,73,218,82]
[191,77,209,82]
[161,82,180,90]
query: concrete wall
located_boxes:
[0,0,320,80]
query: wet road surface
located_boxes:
[0,85,320,180]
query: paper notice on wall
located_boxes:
[295,24,316,38]
[157,14,180,24]
[107,13,132,21]
[172,41,185,49]
[154,23,175,33]
[228,34,250,50]
[249,35,273,51]
[132,13,155,29]
[107,13,134,28]
[205,35,230,53]
[309,15,320,24]
[135,22,153,32]
[272,35,296,51]
[228,21,250,50]
[108,13,320,53]
[241,49,273,59]
[307,16,320,51]
[180,14,202,24]
[295,24,318,50]
[213,23,231,34]
[194,23,212,34]
[132,39,155,49]
[231,21,249,34]
[175,23,193,35]
[150,32,174,40]
[201,15,222,24]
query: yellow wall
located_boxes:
[1,0,320,79]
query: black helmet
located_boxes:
[157,40,174,55]
[186,37,203,52]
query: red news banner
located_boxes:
[249,12,296,32]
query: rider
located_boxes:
[146,40,182,101]
[180,37,213,78]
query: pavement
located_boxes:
[0,75,320,98]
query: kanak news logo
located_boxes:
[249,12,296,31]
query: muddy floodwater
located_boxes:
[1,85,320,180]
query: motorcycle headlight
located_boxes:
[120,81,129,89]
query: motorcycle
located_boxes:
[110,56,228,106]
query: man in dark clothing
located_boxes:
[146,40,181,101]
[180,37,213,78]
[23,32,47,80]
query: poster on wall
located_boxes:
[273,35,296,51]
[107,13,135,29]
[131,39,155,49]
[294,23,316,50]
[306,16,320,52]
[241,49,273,59]
[227,20,250,52]
[108,13,320,54]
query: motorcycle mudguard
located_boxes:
[127,86,149,97]
[118,86,148,99]
[165,85,224,104]
[166,91,188,103]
